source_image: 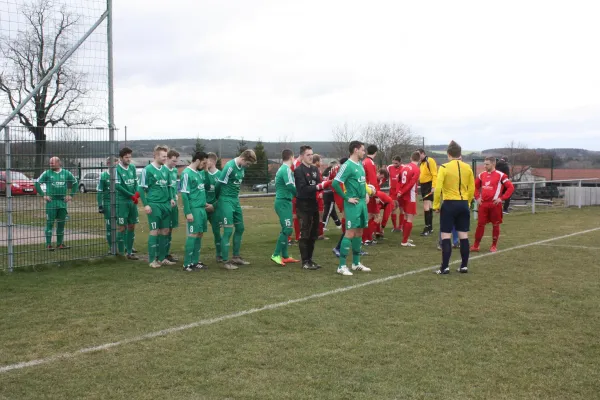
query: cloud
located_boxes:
[111,0,600,150]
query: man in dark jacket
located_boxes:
[294,145,330,270]
[495,157,512,213]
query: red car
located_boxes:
[0,171,38,195]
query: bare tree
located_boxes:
[504,140,534,180]
[360,122,420,166]
[277,132,294,162]
[0,0,96,177]
[331,123,358,159]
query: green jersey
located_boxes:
[116,163,138,200]
[217,159,245,199]
[275,164,296,200]
[180,167,206,214]
[97,170,112,206]
[335,159,367,199]
[167,166,179,199]
[36,169,77,199]
[139,163,172,204]
[204,169,220,205]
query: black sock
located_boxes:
[335,234,344,251]
[441,239,452,269]
[460,238,470,268]
[299,238,309,264]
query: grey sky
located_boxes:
[113,0,600,150]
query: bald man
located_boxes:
[35,157,78,250]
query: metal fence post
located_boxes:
[578,180,582,209]
[5,127,14,272]
[531,181,536,214]
[107,0,117,255]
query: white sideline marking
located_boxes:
[535,244,600,250]
[1,227,599,374]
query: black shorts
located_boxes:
[420,181,434,201]
[440,200,470,233]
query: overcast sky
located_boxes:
[113,0,600,150]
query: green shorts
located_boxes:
[147,202,172,230]
[187,207,207,235]
[218,197,243,226]
[274,199,293,230]
[170,204,179,228]
[46,200,68,222]
[344,200,368,230]
[116,200,139,226]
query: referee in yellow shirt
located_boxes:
[417,148,437,236]
[433,141,475,275]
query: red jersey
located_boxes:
[328,164,340,181]
[363,156,379,190]
[291,158,302,172]
[387,164,402,192]
[397,163,420,202]
[475,170,514,203]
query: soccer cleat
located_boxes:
[216,256,224,263]
[489,244,498,253]
[437,243,442,251]
[221,262,239,270]
[302,262,319,270]
[194,262,208,270]
[470,245,480,252]
[161,259,176,266]
[47,245,55,252]
[336,224,342,230]
[126,254,139,260]
[57,244,70,250]
[132,248,138,254]
[337,266,353,276]
[401,242,416,247]
[364,240,377,246]
[231,256,250,265]
[420,228,429,237]
[288,240,298,246]
[271,255,285,266]
[183,265,195,272]
[458,266,468,273]
[332,247,341,258]
[436,267,449,275]
[282,257,300,264]
[391,228,403,233]
[351,263,371,272]
[453,243,460,249]
[149,260,162,269]
[310,260,322,269]
[166,254,178,262]
[360,250,369,256]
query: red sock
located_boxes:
[474,224,485,246]
[399,214,405,228]
[369,219,378,240]
[293,218,300,241]
[382,203,393,229]
[492,225,500,245]
[318,221,324,237]
[402,221,413,243]
[391,214,398,229]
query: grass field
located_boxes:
[0,198,599,399]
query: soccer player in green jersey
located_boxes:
[115,147,140,259]
[97,156,119,253]
[34,157,78,250]
[180,151,209,271]
[271,149,300,266]
[165,149,180,263]
[139,145,177,268]
[216,149,257,270]
[332,141,373,276]
[203,152,222,263]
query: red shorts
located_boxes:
[397,197,404,210]
[334,193,344,213]
[388,188,398,200]
[478,202,503,225]
[401,198,417,215]
[367,197,380,214]
[317,195,324,212]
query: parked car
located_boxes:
[252,180,275,193]
[0,171,37,195]
[78,171,101,193]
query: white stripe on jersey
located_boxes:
[334,164,348,183]
[493,170,503,200]
[218,167,233,184]
[140,169,148,188]
[180,173,190,193]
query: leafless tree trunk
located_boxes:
[0,0,96,177]
[331,123,358,159]
[360,122,420,166]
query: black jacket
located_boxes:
[496,160,510,177]
[294,163,321,204]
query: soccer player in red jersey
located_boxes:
[312,154,327,239]
[387,156,404,232]
[397,151,422,247]
[362,145,380,245]
[376,168,394,237]
[289,156,303,244]
[472,156,514,253]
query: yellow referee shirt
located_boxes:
[433,159,475,210]
[419,156,438,186]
